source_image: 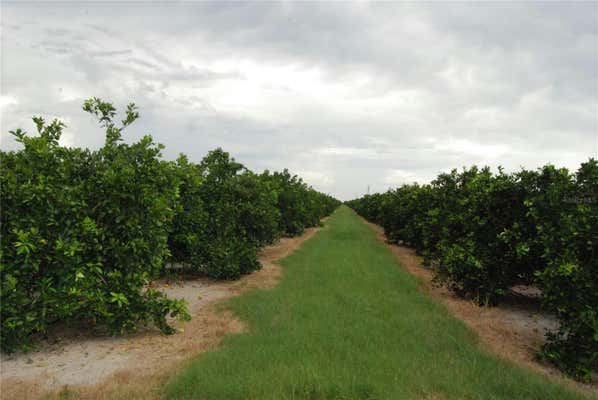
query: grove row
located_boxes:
[0,98,340,353]
[347,160,597,381]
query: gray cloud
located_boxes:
[1,2,597,200]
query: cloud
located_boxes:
[294,170,334,189]
[384,169,421,186]
[1,2,596,200]
[90,49,133,57]
[0,95,19,110]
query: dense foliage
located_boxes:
[1,99,340,352]
[347,161,597,381]
[261,169,339,236]
[169,152,339,280]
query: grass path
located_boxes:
[164,206,590,400]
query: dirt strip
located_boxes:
[0,224,324,400]
[361,217,597,398]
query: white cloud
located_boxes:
[384,169,421,186]
[432,138,511,159]
[294,170,334,189]
[1,2,596,200]
[314,147,379,158]
[0,95,18,110]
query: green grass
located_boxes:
[164,205,591,400]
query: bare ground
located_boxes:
[362,218,598,398]
[0,224,323,400]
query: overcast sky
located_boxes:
[1,2,597,200]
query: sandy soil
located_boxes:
[0,225,323,400]
[362,218,598,398]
